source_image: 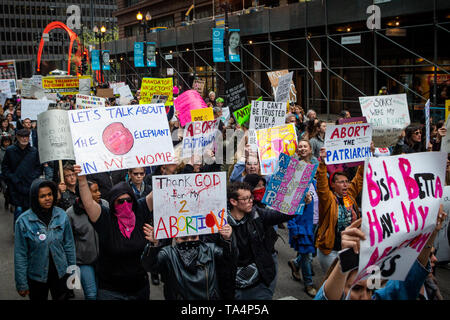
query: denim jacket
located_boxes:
[14,206,76,291]
[314,260,430,300]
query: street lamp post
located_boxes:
[93,25,106,84]
[221,2,231,85]
[137,11,152,76]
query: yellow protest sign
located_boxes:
[256,123,297,175]
[190,108,214,122]
[140,77,173,106]
[42,75,92,95]
[446,99,450,122]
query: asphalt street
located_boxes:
[0,193,449,300]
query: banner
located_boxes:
[68,104,175,175]
[102,50,110,70]
[146,42,157,67]
[37,110,75,163]
[435,186,450,262]
[212,28,225,63]
[174,90,208,127]
[355,152,446,283]
[360,93,410,147]
[228,29,240,62]
[249,100,286,130]
[0,60,17,80]
[152,172,227,239]
[21,99,51,120]
[324,123,372,165]
[0,80,12,98]
[75,94,106,109]
[134,42,144,67]
[233,97,262,126]
[275,72,293,103]
[256,123,298,175]
[118,85,134,105]
[262,153,318,215]
[192,79,206,96]
[225,78,248,113]
[91,50,100,71]
[267,69,297,103]
[190,108,214,122]
[42,76,91,95]
[140,77,173,106]
[182,119,220,159]
[78,78,91,95]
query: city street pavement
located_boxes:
[1,193,449,300]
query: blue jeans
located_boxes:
[97,283,150,300]
[79,265,97,300]
[294,253,314,286]
[13,206,24,230]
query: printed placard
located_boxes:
[249,100,286,130]
[21,78,32,97]
[262,153,318,215]
[324,124,372,165]
[140,77,173,106]
[152,172,227,239]
[275,72,293,103]
[76,94,106,109]
[355,152,446,283]
[68,104,175,175]
[267,69,297,103]
[256,123,298,175]
[37,110,75,163]
[360,94,410,147]
[21,99,51,120]
[225,79,248,113]
[182,119,220,159]
[190,108,214,122]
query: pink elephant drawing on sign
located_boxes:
[102,122,134,155]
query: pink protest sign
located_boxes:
[174,90,208,126]
[355,151,446,284]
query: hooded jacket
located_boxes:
[14,179,76,291]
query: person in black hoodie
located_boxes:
[74,164,153,300]
[14,179,76,300]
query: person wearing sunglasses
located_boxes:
[393,124,426,155]
[127,167,152,200]
[73,164,153,300]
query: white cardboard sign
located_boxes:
[75,94,106,109]
[249,100,286,130]
[21,99,51,120]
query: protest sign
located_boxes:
[140,77,173,106]
[225,78,248,113]
[435,186,450,262]
[182,119,220,159]
[0,80,12,98]
[440,117,450,154]
[249,100,286,130]
[37,110,75,163]
[79,78,91,95]
[233,97,262,126]
[46,93,58,101]
[21,99,51,120]
[0,79,16,97]
[190,108,214,122]
[109,82,126,95]
[96,88,114,98]
[360,93,410,147]
[76,94,106,109]
[152,172,227,239]
[324,123,372,165]
[267,69,297,103]
[174,90,208,127]
[0,93,7,106]
[446,100,450,124]
[192,79,206,96]
[275,72,293,103]
[220,107,230,126]
[425,99,430,149]
[262,153,318,215]
[42,76,91,95]
[150,94,168,105]
[118,85,134,105]
[355,152,446,283]
[68,104,175,175]
[21,78,32,97]
[338,116,367,125]
[256,123,298,175]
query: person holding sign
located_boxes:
[230,144,262,183]
[74,164,153,300]
[141,223,236,300]
[314,206,447,300]
[393,125,426,155]
[315,147,364,273]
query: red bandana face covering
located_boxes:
[115,201,136,239]
[253,188,266,202]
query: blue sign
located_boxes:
[228,29,240,62]
[91,50,100,71]
[134,42,144,67]
[102,50,110,70]
[146,42,157,68]
[212,28,225,63]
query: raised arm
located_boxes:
[73,164,101,223]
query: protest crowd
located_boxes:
[1,73,449,302]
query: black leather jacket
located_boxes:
[141,237,237,300]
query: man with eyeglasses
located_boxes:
[57,163,79,210]
[227,181,295,300]
[127,167,152,200]
[315,147,364,273]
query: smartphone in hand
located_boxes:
[338,248,359,273]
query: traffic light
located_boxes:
[81,50,88,74]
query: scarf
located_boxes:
[175,241,200,273]
[253,188,266,202]
[115,201,136,239]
